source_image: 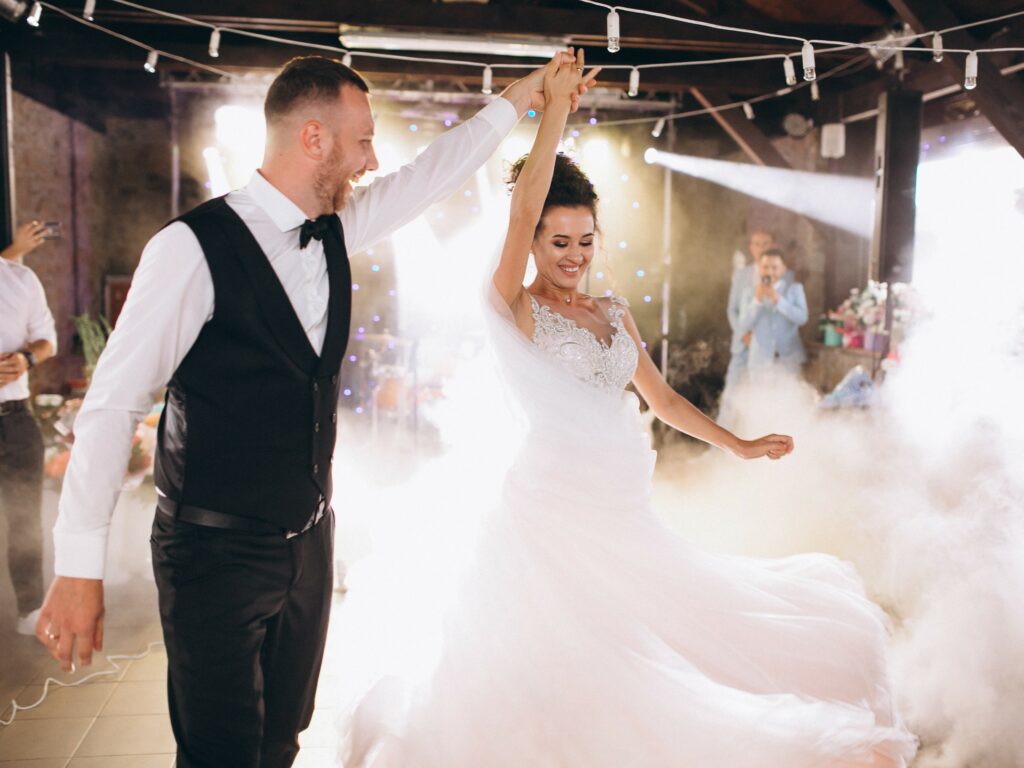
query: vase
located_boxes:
[824,326,842,347]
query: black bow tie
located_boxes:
[299,215,335,249]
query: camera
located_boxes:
[761,275,771,285]
[41,221,62,240]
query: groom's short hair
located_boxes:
[265,56,370,124]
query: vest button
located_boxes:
[331,413,337,424]
[313,463,320,474]
[314,423,320,433]
[313,382,319,393]
[331,374,338,384]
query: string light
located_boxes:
[29,0,1024,134]
[964,50,978,90]
[742,101,755,119]
[810,81,820,101]
[481,65,493,95]
[651,117,665,138]
[82,0,95,20]
[801,40,816,81]
[144,49,158,73]
[607,9,620,53]
[628,66,639,97]
[782,56,796,86]
[932,32,944,62]
[342,52,352,67]
[208,27,220,58]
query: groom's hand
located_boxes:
[501,48,599,117]
[37,576,105,672]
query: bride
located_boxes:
[341,50,917,767]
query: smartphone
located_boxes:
[41,221,62,240]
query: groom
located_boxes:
[37,53,594,767]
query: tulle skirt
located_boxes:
[337,392,917,767]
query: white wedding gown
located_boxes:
[338,285,917,767]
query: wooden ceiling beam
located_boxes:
[689,86,793,167]
[887,0,1024,156]
[63,0,879,56]
[5,24,793,97]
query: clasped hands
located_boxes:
[543,48,601,109]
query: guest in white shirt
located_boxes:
[37,52,596,768]
[0,255,57,634]
[725,228,774,386]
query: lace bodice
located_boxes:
[529,294,638,394]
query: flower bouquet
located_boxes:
[830,281,889,351]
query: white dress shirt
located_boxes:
[0,259,58,402]
[55,96,518,579]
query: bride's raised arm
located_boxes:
[492,49,596,308]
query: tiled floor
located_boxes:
[0,595,348,767]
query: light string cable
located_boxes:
[575,0,1024,55]
[591,54,870,130]
[0,642,166,727]
[79,0,1024,76]
[36,1,231,77]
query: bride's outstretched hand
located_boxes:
[733,434,794,461]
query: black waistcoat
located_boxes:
[153,196,351,530]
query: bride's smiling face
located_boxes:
[532,206,596,290]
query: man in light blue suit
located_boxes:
[736,248,808,373]
[725,229,774,385]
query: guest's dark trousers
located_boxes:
[151,508,334,768]
[0,406,44,615]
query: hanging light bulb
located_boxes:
[801,40,816,81]
[607,9,620,53]
[964,51,978,90]
[481,65,493,95]
[742,102,755,120]
[810,80,820,101]
[144,49,159,74]
[628,67,639,97]
[651,117,665,138]
[342,52,352,68]
[25,1,41,26]
[82,0,95,21]
[783,56,797,86]
[932,32,944,63]
[208,28,221,58]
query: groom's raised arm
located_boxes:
[337,53,603,256]
[338,95,519,256]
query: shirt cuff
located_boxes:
[53,525,109,580]
[482,97,520,135]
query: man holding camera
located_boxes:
[735,247,808,373]
[0,221,57,634]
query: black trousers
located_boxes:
[151,508,334,768]
[0,408,44,615]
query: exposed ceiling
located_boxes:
[2,0,1022,150]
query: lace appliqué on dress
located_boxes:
[529,294,638,394]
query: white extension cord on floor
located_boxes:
[0,641,165,727]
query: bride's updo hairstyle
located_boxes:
[507,153,600,235]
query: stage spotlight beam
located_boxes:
[646,148,873,236]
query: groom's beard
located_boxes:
[313,143,349,213]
